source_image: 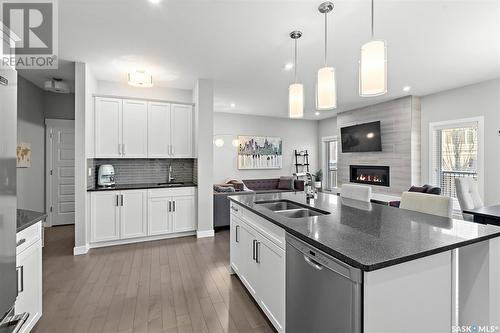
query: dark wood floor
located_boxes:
[33,226,274,333]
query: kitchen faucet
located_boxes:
[168,165,175,183]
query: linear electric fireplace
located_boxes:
[350,165,390,187]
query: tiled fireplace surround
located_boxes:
[337,96,421,195]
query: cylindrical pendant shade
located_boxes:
[289,83,304,118]
[359,40,387,97]
[316,67,337,110]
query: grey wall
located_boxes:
[17,76,45,212]
[213,112,319,183]
[335,96,421,195]
[421,78,500,205]
[87,159,195,188]
[44,91,75,119]
[16,76,76,212]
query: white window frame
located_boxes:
[428,116,484,201]
[321,135,338,192]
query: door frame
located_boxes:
[321,135,338,192]
[45,118,75,227]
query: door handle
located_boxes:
[168,201,172,212]
[122,144,126,156]
[235,225,239,243]
[16,265,24,293]
[116,194,120,206]
[120,194,124,206]
[173,201,176,212]
[231,205,239,212]
[16,238,26,247]
[118,143,121,155]
[255,241,260,263]
[252,240,257,261]
[304,255,324,271]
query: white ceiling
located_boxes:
[56,0,500,119]
[18,60,76,92]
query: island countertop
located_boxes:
[228,192,500,271]
[17,209,47,232]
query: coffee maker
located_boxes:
[98,164,115,187]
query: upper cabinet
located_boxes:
[94,97,193,158]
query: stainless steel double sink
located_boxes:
[255,200,330,219]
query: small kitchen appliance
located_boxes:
[98,164,115,187]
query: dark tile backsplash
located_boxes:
[87,158,197,188]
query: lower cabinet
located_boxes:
[148,188,196,236]
[230,206,285,333]
[90,190,147,242]
[16,222,43,333]
[90,187,196,245]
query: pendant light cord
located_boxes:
[324,12,328,66]
[371,0,374,38]
[294,37,298,83]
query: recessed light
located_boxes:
[214,138,224,147]
[403,86,411,92]
[149,0,162,4]
[284,62,294,70]
[315,111,320,116]
[230,103,236,108]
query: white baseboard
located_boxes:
[88,231,196,249]
[73,244,89,256]
[197,229,215,238]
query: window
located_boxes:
[323,137,338,191]
[430,118,483,204]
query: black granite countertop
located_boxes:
[229,192,500,272]
[17,209,47,232]
[87,182,198,192]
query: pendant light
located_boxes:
[289,31,304,119]
[359,0,387,97]
[316,2,337,110]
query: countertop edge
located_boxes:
[228,198,500,272]
[87,183,198,192]
[17,209,47,233]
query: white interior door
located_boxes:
[46,119,75,226]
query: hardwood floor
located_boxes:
[33,226,275,333]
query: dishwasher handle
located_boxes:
[303,255,323,270]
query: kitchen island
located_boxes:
[228,192,500,333]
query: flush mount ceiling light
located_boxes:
[316,1,337,110]
[128,70,153,87]
[289,31,304,119]
[359,0,387,97]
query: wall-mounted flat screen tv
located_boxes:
[341,121,382,153]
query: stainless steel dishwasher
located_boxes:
[286,234,363,333]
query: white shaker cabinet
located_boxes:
[122,100,148,158]
[120,190,147,239]
[147,102,172,157]
[170,104,193,158]
[94,97,122,158]
[15,222,43,333]
[171,194,196,232]
[90,189,147,243]
[94,97,148,158]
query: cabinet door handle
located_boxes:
[252,240,257,261]
[168,201,171,212]
[122,144,126,156]
[235,225,239,243]
[16,265,24,294]
[118,144,121,155]
[120,194,124,206]
[16,238,26,247]
[116,194,120,206]
[231,205,238,212]
[256,241,261,263]
[173,201,176,212]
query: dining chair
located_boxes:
[400,191,453,218]
[455,178,483,221]
[340,184,372,202]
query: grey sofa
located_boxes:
[213,178,305,228]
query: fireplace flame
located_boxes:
[357,174,382,183]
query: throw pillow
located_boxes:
[278,176,295,190]
[409,186,427,193]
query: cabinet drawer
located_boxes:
[148,187,196,198]
[17,222,41,255]
[239,208,286,250]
